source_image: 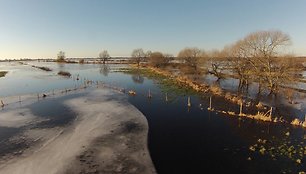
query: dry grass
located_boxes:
[209,85,223,95]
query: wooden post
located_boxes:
[187,96,191,107]
[148,89,152,98]
[19,96,21,102]
[210,96,212,109]
[208,96,212,110]
[1,100,4,107]
[165,93,168,102]
[239,102,243,116]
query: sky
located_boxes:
[0,0,305,59]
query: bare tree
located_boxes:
[57,51,66,62]
[177,47,203,70]
[149,52,166,67]
[99,50,110,64]
[206,49,225,81]
[131,48,146,67]
[227,41,253,92]
[242,30,292,95]
[163,53,174,64]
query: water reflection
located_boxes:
[131,69,144,84]
[57,62,65,71]
[99,64,110,77]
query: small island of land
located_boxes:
[0,71,8,77]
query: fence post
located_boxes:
[239,102,243,116]
[208,96,212,110]
[188,96,191,107]
[165,93,168,102]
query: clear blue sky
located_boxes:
[0,0,305,59]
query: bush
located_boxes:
[79,59,85,64]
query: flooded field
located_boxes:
[0,61,305,173]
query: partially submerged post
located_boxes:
[165,93,168,102]
[208,96,212,111]
[148,89,152,98]
[269,107,273,118]
[1,100,4,107]
[239,102,243,116]
[187,96,191,107]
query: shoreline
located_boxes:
[127,65,306,128]
[0,88,156,174]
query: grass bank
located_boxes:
[121,65,306,129]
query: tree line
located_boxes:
[56,30,304,96]
[130,30,303,96]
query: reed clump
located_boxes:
[0,71,8,77]
[58,71,71,77]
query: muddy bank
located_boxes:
[0,89,155,174]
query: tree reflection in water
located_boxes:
[100,64,110,77]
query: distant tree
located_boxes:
[146,50,152,58]
[99,50,110,64]
[149,52,166,67]
[177,47,203,70]
[131,48,146,67]
[79,59,85,64]
[163,53,174,64]
[57,51,66,62]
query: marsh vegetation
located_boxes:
[0,71,8,77]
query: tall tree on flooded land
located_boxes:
[99,50,110,64]
[226,41,253,92]
[177,47,203,70]
[224,30,302,96]
[131,48,146,67]
[57,51,66,62]
[242,30,293,95]
[149,52,167,67]
[206,49,226,81]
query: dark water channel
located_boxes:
[0,62,305,173]
[128,92,305,173]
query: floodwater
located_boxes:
[0,61,305,173]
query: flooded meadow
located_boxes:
[0,61,305,173]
